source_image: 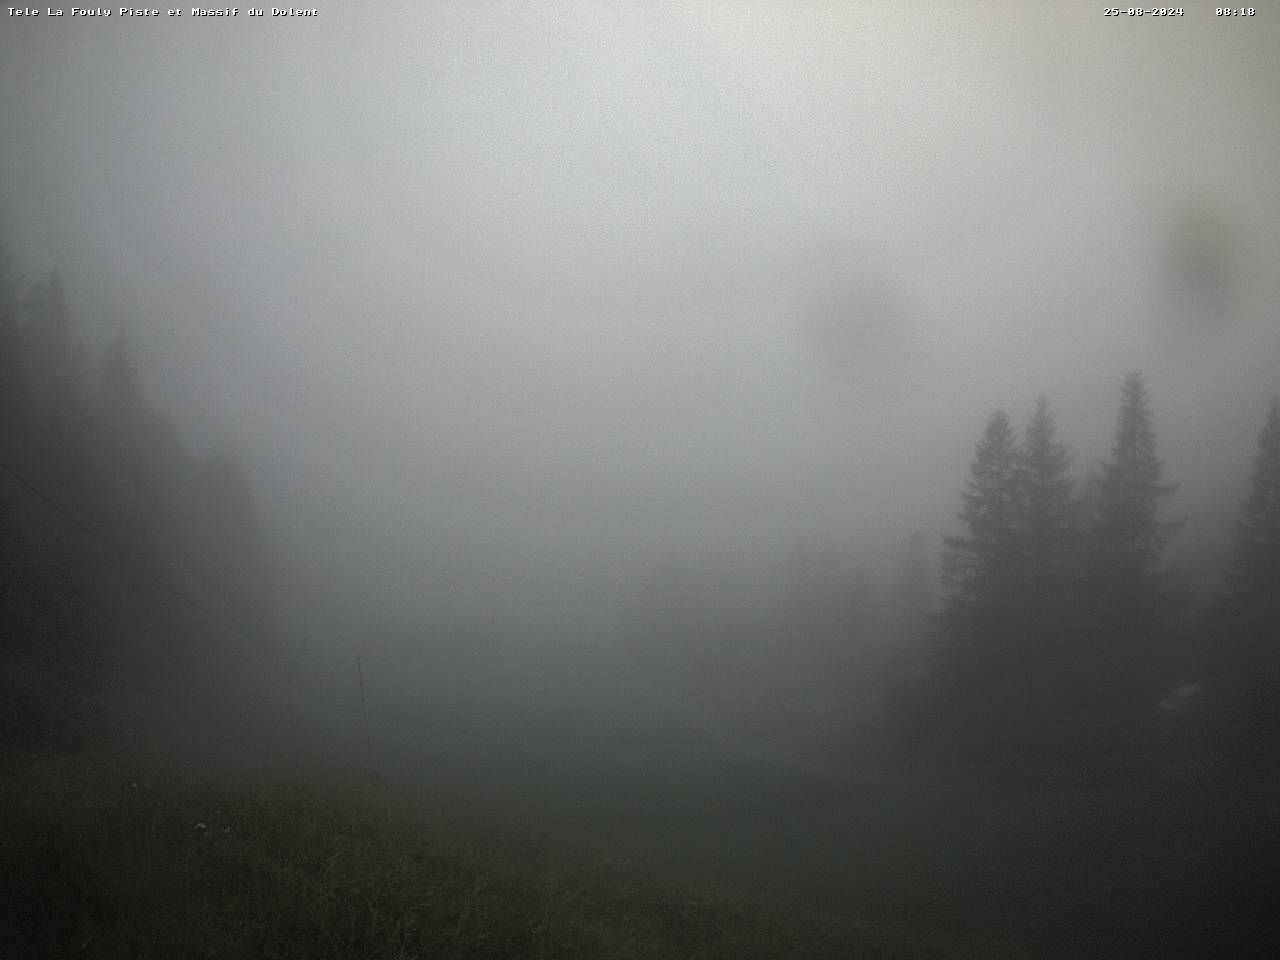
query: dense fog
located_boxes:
[2,5,1278,958]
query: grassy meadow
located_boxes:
[3,647,1274,959]
[1,748,922,960]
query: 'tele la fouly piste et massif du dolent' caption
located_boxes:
[7,6,318,16]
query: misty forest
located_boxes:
[2,7,1278,959]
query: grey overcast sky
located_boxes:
[2,3,1278,641]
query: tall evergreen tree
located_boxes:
[1089,371,1180,739]
[1229,395,1280,610]
[1013,396,1086,754]
[1223,395,1280,736]
[1019,396,1076,591]
[937,409,1024,759]
[942,409,1022,615]
[1094,372,1179,587]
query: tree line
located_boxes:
[0,250,275,753]
[3,245,1275,775]
[925,372,1279,770]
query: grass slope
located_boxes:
[0,751,926,960]
[370,671,1279,960]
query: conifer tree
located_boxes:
[942,409,1022,616]
[1088,371,1180,738]
[1019,395,1076,591]
[1012,395,1085,753]
[1229,396,1280,611]
[937,409,1024,758]
[1224,395,1280,735]
[1094,372,1179,588]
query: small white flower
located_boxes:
[195,821,207,832]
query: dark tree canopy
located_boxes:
[936,409,1027,761]
[1230,395,1280,610]
[1019,395,1075,590]
[941,408,1021,617]
[1081,372,1182,738]
[931,381,1190,767]
[0,247,277,754]
[1093,372,1179,586]
[1220,395,1280,738]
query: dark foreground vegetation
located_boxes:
[0,750,918,960]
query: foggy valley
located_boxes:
[2,5,1278,958]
